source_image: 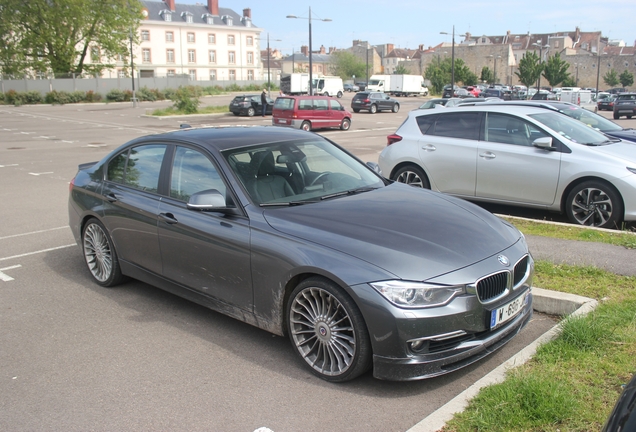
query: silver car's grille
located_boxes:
[513,256,529,287]
[476,271,508,302]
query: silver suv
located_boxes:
[378,105,636,229]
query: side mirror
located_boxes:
[187,189,237,214]
[532,137,555,150]
[366,162,382,176]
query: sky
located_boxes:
[180,0,635,54]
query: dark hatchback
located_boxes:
[351,91,400,113]
[598,95,617,111]
[230,94,274,117]
[69,126,533,382]
[613,93,636,119]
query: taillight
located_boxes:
[69,176,76,192]
[387,134,402,146]
[363,99,370,103]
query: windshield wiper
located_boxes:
[320,187,378,200]
[259,200,319,207]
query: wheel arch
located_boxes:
[389,161,431,184]
[559,176,625,215]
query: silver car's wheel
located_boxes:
[565,181,622,229]
[393,165,430,189]
[82,219,124,287]
[288,278,371,382]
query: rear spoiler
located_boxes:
[78,161,98,171]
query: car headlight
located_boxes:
[370,280,465,308]
[628,167,636,175]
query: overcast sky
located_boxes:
[180,0,634,54]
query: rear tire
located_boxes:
[323,92,329,97]
[370,104,377,114]
[247,107,255,117]
[301,121,311,131]
[392,165,430,189]
[337,91,343,98]
[614,112,620,119]
[82,218,124,287]
[353,109,360,113]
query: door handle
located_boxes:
[159,212,178,224]
[421,144,436,152]
[479,152,496,160]
[105,193,119,203]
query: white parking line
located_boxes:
[0,226,69,240]
[0,244,76,262]
[0,164,19,168]
[0,265,21,282]
[28,172,54,176]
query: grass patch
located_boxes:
[150,105,229,116]
[504,217,636,249]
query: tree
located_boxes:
[515,51,543,89]
[603,69,620,87]
[0,0,143,77]
[424,57,476,94]
[561,76,577,87]
[481,66,494,84]
[619,70,634,88]
[542,53,570,87]
[329,51,366,81]
[393,64,409,75]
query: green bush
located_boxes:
[137,86,157,101]
[224,83,242,92]
[23,91,43,104]
[106,88,126,102]
[45,90,72,105]
[5,89,21,105]
[171,86,200,114]
[69,91,85,103]
[163,88,177,100]
[84,90,103,102]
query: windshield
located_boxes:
[223,138,385,205]
[529,112,614,145]
[368,80,381,85]
[559,106,622,132]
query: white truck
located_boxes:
[389,75,429,97]
[367,75,391,93]
[280,73,310,95]
[312,76,344,98]
[560,88,593,105]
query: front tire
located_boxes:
[337,91,343,98]
[300,121,311,131]
[287,277,372,382]
[353,109,360,113]
[392,104,400,113]
[82,219,124,287]
[613,112,620,119]
[340,118,351,131]
[565,181,623,228]
[393,165,430,189]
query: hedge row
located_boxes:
[0,83,278,106]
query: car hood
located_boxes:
[605,129,636,143]
[262,184,521,281]
[592,141,636,161]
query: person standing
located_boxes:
[261,89,267,117]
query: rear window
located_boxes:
[232,96,250,102]
[274,98,295,110]
[617,94,636,101]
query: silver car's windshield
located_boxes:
[223,139,384,205]
[529,112,614,145]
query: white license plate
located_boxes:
[490,291,529,329]
[276,119,287,124]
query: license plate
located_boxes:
[276,118,287,124]
[490,291,529,329]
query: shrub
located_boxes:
[23,91,43,104]
[225,83,242,92]
[137,86,157,101]
[171,86,200,114]
[0,92,4,103]
[163,88,177,100]
[84,90,103,102]
[45,90,72,105]
[106,88,126,102]
[5,89,20,105]
[69,91,85,103]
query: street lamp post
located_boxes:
[595,48,606,104]
[257,33,281,97]
[287,7,331,96]
[488,55,501,84]
[574,62,579,86]
[532,40,550,91]
[129,29,137,108]
[440,26,455,95]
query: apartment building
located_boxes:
[113,0,262,81]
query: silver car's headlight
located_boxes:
[627,167,636,175]
[370,280,465,308]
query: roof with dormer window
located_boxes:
[142,1,258,27]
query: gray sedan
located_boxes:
[69,126,533,382]
[379,105,636,229]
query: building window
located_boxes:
[189,69,196,80]
[142,48,151,63]
[166,31,174,42]
[209,50,216,63]
[247,70,254,80]
[228,35,235,45]
[246,36,253,46]
[229,69,236,80]
[188,49,196,63]
[117,53,125,62]
[185,14,193,23]
[141,30,150,41]
[228,51,235,64]
[247,52,253,64]
[118,69,126,78]
[187,32,195,43]
[162,12,172,22]
[208,33,216,44]
[167,69,176,77]
[206,15,214,25]
[210,69,217,80]
[166,49,175,63]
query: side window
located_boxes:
[299,99,313,110]
[107,145,166,193]
[431,113,481,140]
[416,114,437,135]
[486,113,544,147]
[329,99,343,111]
[314,99,328,111]
[170,146,226,202]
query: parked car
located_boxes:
[442,84,460,99]
[606,87,627,95]
[454,88,475,99]
[379,105,636,229]
[229,94,274,117]
[613,93,636,119]
[344,83,360,92]
[351,91,400,113]
[483,88,512,100]
[602,373,636,432]
[355,81,367,91]
[465,86,481,97]
[272,95,352,131]
[416,98,448,109]
[476,100,636,143]
[531,91,557,101]
[69,126,534,382]
[597,95,616,111]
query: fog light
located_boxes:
[408,340,428,353]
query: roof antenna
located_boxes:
[180,124,191,129]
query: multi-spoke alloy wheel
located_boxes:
[393,165,430,189]
[288,279,371,382]
[566,181,622,229]
[82,219,124,287]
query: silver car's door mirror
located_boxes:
[366,162,382,176]
[187,189,231,211]
[532,137,554,150]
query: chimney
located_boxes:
[319,45,326,54]
[243,8,251,19]
[418,44,424,51]
[387,43,394,53]
[208,0,219,15]
[165,0,175,11]
[300,45,308,56]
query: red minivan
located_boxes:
[272,95,352,131]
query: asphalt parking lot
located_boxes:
[0,93,626,431]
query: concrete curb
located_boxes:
[406,288,598,432]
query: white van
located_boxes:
[312,76,344,98]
